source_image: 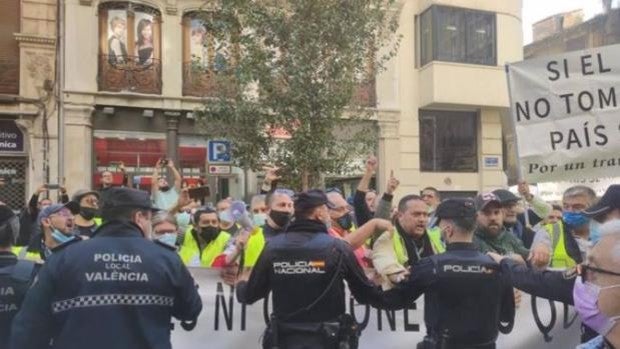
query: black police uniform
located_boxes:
[388,198,516,349]
[0,251,38,349]
[390,243,515,349]
[499,259,598,343]
[10,188,202,349]
[236,218,401,349]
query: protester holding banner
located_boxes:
[236,189,401,349]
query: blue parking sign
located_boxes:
[208,140,231,163]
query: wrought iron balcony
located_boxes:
[182,61,237,98]
[98,54,162,94]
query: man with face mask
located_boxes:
[473,193,529,261]
[151,211,180,249]
[35,202,82,260]
[178,207,231,267]
[216,198,240,236]
[236,189,404,349]
[71,189,101,237]
[573,220,620,349]
[387,198,515,349]
[10,187,202,349]
[531,185,596,269]
[489,185,620,345]
[250,194,269,227]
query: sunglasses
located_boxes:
[580,264,620,283]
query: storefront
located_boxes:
[0,119,28,209]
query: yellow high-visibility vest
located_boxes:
[544,221,576,269]
[178,226,231,267]
[393,227,445,266]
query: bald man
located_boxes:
[574,220,620,348]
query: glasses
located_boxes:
[580,264,620,283]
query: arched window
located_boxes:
[182,11,237,97]
[98,2,162,94]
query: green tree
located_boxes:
[196,0,400,190]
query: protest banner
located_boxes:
[506,44,620,182]
[171,268,579,348]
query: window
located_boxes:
[98,2,162,94]
[419,110,478,172]
[182,12,238,97]
[0,0,20,94]
[419,6,496,66]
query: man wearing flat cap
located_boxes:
[11,187,202,349]
[236,189,403,349]
[388,198,516,349]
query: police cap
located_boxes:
[435,198,476,226]
[583,184,620,220]
[294,189,336,213]
[101,187,160,214]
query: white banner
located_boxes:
[506,44,620,182]
[171,268,580,349]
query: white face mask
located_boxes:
[155,233,178,248]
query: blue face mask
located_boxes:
[563,211,589,228]
[176,212,191,230]
[218,210,233,224]
[156,233,178,248]
[589,220,602,245]
[252,213,267,227]
[51,228,74,244]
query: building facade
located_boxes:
[0,0,58,209]
[374,0,522,198]
[2,0,523,206]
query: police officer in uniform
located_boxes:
[10,187,202,349]
[236,189,401,349]
[390,198,515,349]
[0,205,39,349]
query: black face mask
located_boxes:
[197,226,220,243]
[269,210,291,228]
[336,214,353,230]
[160,186,171,192]
[80,207,98,221]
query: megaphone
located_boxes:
[221,201,253,232]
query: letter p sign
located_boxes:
[208,140,232,163]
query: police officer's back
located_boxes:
[0,205,38,349]
[391,199,515,349]
[10,187,202,349]
[236,189,401,349]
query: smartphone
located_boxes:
[159,159,169,167]
[188,186,210,200]
[46,184,60,190]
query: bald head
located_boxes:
[587,220,620,331]
[327,192,348,209]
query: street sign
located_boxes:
[207,140,231,163]
[208,165,231,175]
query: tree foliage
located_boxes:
[195,0,401,190]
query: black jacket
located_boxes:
[390,243,515,347]
[0,252,39,349]
[236,219,400,323]
[10,221,202,349]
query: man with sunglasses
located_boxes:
[489,184,620,345]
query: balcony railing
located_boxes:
[98,55,162,94]
[182,62,237,98]
[0,57,19,95]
